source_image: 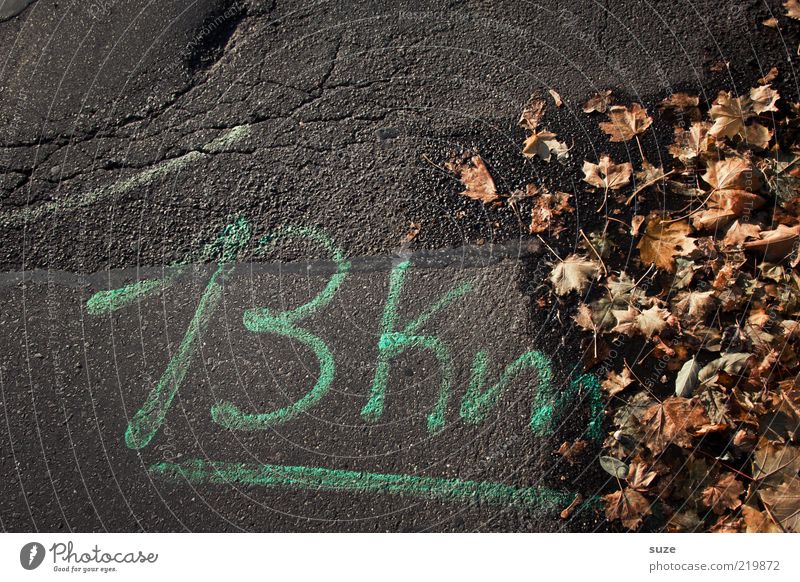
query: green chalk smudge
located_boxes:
[361,260,472,432]
[211,226,351,430]
[529,371,604,442]
[150,459,594,513]
[0,125,251,227]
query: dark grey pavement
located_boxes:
[0,0,798,531]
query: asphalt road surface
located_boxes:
[0,0,798,532]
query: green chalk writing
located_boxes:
[211,226,351,430]
[150,459,590,512]
[124,218,251,449]
[86,273,181,316]
[529,372,604,442]
[361,260,472,433]
[461,353,604,442]
[461,350,552,424]
[86,216,605,455]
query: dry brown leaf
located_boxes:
[702,472,744,514]
[573,303,597,332]
[702,157,753,190]
[752,440,800,486]
[745,122,773,149]
[742,505,782,532]
[603,488,651,530]
[636,305,671,336]
[693,190,766,230]
[548,88,563,107]
[627,461,658,491]
[446,155,499,203]
[582,155,633,190]
[669,122,711,162]
[673,290,716,324]
[582,89,613,113]
[723,220,762,247]
[529,189,573,234]
[787,0,800,20]
[550,255,600,296]
[642,397,709,453]
[518,92,547,130]
[599,104,653,142]
[743,223,800,260]
[400,222,421,245]
[602,367,634,396]
[660,92,699,111]
[757,66,779,85]
[750,84,780,114]
[637,217,697,272]
[560,494,584,519]
[759,481,800,532]
[557,439,588,464]
[709,91,749,139]
[522,129,569,162]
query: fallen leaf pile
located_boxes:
[435,9,800,533]
[550,73,800,532]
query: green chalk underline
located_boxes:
[150,459,596,514]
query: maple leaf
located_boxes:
[557,439,588,464]
[582,155,633,190]
[745,122,773,149]
[602,367,634,396]
[518,92,547,130]
[603,488,651,530]
[722,220,762,247]
[702,473,744,514]
[636,305,671,337]
[549,255,600,296]
[669,122,711,163]
[446,155,499,203]
[702,156,752,190]
[573,303,597,332]
[626,461,658,491]
[742,505,782,533]
[582,89,613,113]
[659,92,699,112]
[759,482,800,532]
[787,0,800,19]
[750,84,780,114]
[641,397,709,453]
[757,66,779,85]
[637,217,697,272]
[522,129,569,162]
[752,440,800,486]
[599,103,653,142]
[529,189,573,234]
[742,223,800,260]
[692,190,766,230]
[611,306,639,336]
[673,290,716,324]
[708,91,750,139]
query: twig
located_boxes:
[625,169,677,205]
[537,235,563,261]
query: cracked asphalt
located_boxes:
[0,0,798,531]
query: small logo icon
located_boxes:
[20,542,45,570]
